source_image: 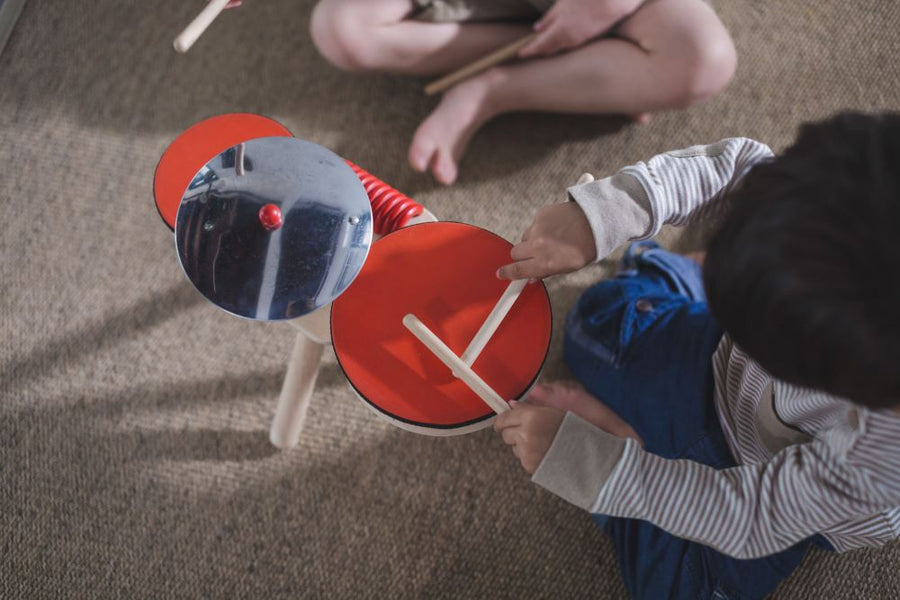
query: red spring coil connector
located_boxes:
[346,160,424,237]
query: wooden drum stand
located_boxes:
[154,113,551,448]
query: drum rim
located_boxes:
[172,134,374,321]
[330,221,553,432]
[345,381,499,437]
[152,112,293,230]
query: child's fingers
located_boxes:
[500,426,521,446]
[517,38,540,58]
[519,223,536,243]
[499,240,542,279]
[510,240,535,261]
[493,401,530,431]
[524,382,551,404]
[496,258,537,281]
[526,22,570,57]
[519,32,554,58]
[532,2,561,34]
[511,444,527,463]
[519,14,559,57]
[499,255,563,281]
[493,408,518,431]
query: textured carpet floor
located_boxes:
[2,0,900,598]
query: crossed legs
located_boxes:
[310,0,736,184]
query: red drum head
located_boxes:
[331,222,552,435]
[153,113,292,229]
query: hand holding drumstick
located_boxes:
[425,33,538,96]
[518,0,642,59]
[496,173,598,282]
[495,171,646,475]
[426,0,641,95]
[402,173,606,470]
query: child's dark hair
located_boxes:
[704,112,900,409]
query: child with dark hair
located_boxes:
[494,112,900,599]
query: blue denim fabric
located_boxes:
[563,242,829,600]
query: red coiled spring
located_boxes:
[346,161,424,236]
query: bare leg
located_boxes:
[409,0,737,184]
[310,0,532,74]
[527,382,643,445]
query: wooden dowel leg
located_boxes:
[269,331,326,448]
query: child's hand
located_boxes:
[494,401,565,474]
[496,202,595,281]
[519,0,642,58]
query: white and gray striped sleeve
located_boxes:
[621,137,774,238]
[535,417,899,559]
[566,138,774,259]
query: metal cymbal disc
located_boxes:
[153,113,293,230]
[175,136,373,321]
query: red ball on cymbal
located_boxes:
[259,204,283,231]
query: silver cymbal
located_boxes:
[175,136,373,321]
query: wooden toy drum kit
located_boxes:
[153,113,552,447]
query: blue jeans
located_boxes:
[564,242,830,600]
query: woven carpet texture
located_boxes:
[2,0,899,598]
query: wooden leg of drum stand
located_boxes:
[269,331,326,448]
[268,209,438,448]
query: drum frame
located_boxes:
[156,113,548,447]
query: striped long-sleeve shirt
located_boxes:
[531,138,900,559]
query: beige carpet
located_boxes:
[2,0,900,597]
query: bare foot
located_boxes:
[526,382,643,445]
[408,73,500,185]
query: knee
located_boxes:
[309,0,378,72]
[674,28,737,106]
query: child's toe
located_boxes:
[408,138,435,173]
[431,151,458,185]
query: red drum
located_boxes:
[331,222,552,435]
[153,113,292,229]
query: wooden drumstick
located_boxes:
[174,0,231,54]
[460,279,528,366]
[424,33,538,96]
[402,314,510,414]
